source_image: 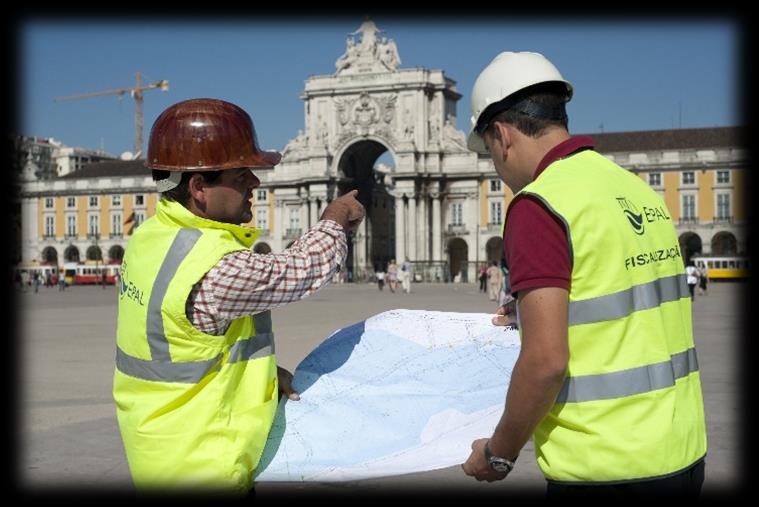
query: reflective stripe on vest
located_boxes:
[556,347,699,403]
[569,273,689,325]
[115,228,274,383]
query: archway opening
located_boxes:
[711,231,737,255]
[678,232,702,265]
[87,245,103,261]
[485,236,503,265]
[337,139,396,281]
[41,246,58,264]
[447,237,468,282]
[64,245,80,263]
[108,245,125,263]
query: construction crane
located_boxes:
[55,72,169,158]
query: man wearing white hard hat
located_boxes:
[461,52,706,497]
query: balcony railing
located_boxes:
[713,216,733,224]
[483,222,503,233]
[678,217,699,225]
[284,228,302,239]
[110,233,124,239]
[446,224,468,235]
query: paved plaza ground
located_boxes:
[15,279,746,498]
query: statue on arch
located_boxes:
[350,19,380,53]
[378,37,401,71]
[335,37,359,74]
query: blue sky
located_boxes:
[19,17,740,159]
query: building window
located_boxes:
[44,197,54,209]
[134,195,145,206]
[289,207,300,230]
[490,179,502,192]
[682,194,696,220]
[716,193,731,220]
[490,201,503,224]
[45,215,55,237]
[89,196,99,207]
[66,197,76,208]
[257,190,267,202]
[112,213,122,235]
[451,202,463,226]
[67,215,77,237]
[134,211,145,227]
[716,170,730,184]
[256,208,268,229]
[682,171,695,185]
[112,195,121,207]
[649,173,661,187]
[89,214,100,236]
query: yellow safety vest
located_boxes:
[508,149,707,483]
[113,199,277,494]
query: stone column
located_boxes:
[357,217,367,273]
[277,199,286,249]
[420,194,428,262]
[308,197,318,229]
[431,193,441,261]
[407,193,417,261]
[395,194,405,263]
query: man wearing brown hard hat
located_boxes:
[112,98,365,496]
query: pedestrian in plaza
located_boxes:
[376,267,386,291]
[112,98,364,497]
[387,259,398,292]
[58,271,66,291]
[498,260,512,306]
[698,265,708,296]
[486,261,502,302]
[32,272,41,294]
[461,52,706,497]
[401,258,412,294]
[686,261,699,301]
[478,262,488,293]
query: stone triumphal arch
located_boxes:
[255,19,502,282]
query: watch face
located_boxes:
[489,459,513,473]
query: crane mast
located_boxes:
[55,72,169,157]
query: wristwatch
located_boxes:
[483,440,517,474]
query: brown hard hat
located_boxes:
[146,98,281,171]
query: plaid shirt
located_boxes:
[187,219,347,335]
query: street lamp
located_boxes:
[94,231,105,289]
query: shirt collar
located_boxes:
[157,199,260,248]
[533,135,595,180]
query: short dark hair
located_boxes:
[152,169,223,205]
[485,82,569,138]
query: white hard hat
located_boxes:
[467,51,573,154]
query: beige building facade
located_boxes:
[18,20,748,283]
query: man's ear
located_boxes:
[188,173,207,206]
[492,122,511,152]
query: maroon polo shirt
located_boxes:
[504,136,595,297]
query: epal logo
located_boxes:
[616,197,645,235]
